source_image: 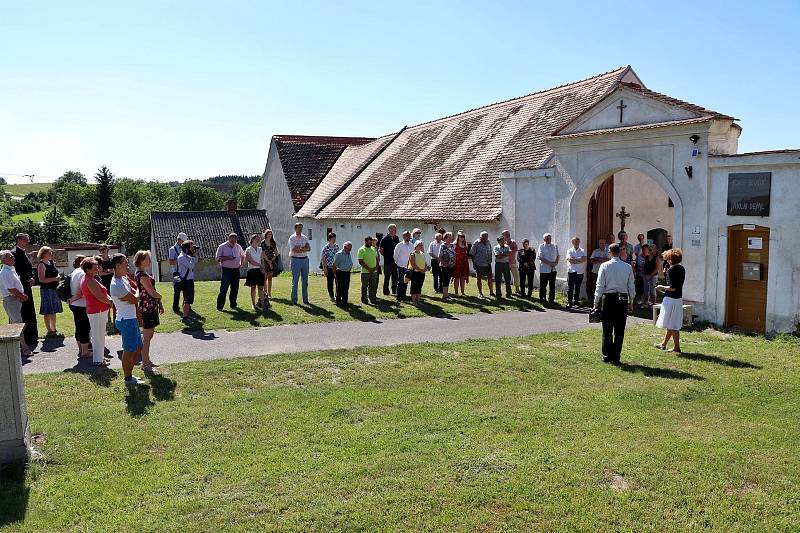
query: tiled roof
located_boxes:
[312,66,632,222]
[297,132,400,217]
[710,149,800,158]
[273,135,375,211]
[150,210,270,261]
[617,82,736,121]
[551,117,717,140]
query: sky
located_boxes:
[2,0,798,183]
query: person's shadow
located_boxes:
[617,362,704,381]
[676,351,761,369]
[63,361,118,387]
[0,463,28,527]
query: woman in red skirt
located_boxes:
[452,231,470,296]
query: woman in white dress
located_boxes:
[654,248,685,353]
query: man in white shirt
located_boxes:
[109,254,144,386]
[566,236,587,308]
[428,233,442,293]
[288,222,312,305]
[587,238,609,304]
[593,243,635,364]
[393,230,415,302]
[0,250,31,356]
[537,233,559,304]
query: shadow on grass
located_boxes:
[125,383,154,417]
[676,351,762,369]
[63,361,119,387]
[148,372,177,401]
[343,304,382,323]
[0,462,28,527]
[618,362,704,380]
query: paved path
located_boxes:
[22,308,648,375]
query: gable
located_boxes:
[560,87,700,135]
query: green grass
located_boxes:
[9,211,46,223]
[5,274,562,339]
[2,326,798,530]
[4,183,52,197]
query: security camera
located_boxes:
[689,134,700,144]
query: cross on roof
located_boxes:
[616,99,627,123]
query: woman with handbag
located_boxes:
[408,241,429,305]
[134,250,163,372]
[655,248,685,353]
[37,246,63,338]
[437,232,456,300]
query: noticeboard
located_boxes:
[727,172,771,216]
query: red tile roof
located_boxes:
[273,136,375,211]
[311,66,632,221]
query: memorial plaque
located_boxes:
[727,172,771,216]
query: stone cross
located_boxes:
[616,99,627,123]
[616,205,630,232]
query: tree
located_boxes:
[91,166,115,242]
[41,205,72,244]
[0,177,6,186]
[236,181,260,209]
[176,181,225,211]
[56,181,94,215]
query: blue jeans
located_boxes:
[217,267,240,310]
[291,257,309,304]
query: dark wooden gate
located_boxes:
[587,175,614,250]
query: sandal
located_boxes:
[654,343,667,350]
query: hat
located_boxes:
[177,232,188,241]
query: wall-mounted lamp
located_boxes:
[689,134,700,144]
[684,165,693,179]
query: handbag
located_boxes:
[589,308,602,323]
[404,256,413,284]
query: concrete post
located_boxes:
[0,324,31,464]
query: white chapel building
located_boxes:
[258,66,800,333]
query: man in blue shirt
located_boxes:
[332,242,353,307]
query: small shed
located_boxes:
[150,201,270,282]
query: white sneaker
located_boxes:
[124,376,143,387]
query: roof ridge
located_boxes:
[617,81,736,120]
[404,65,630,131]
[272,135,376,145]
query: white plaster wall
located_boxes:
[298,217,499,272]
[706,155,800,332]
[257,140,295,266]
[547,122,714,305]
[612,168,674,240]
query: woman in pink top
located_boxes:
[80,257,113,366]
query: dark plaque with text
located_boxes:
[727,172,771,216]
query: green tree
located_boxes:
[41,205,72,244]
[91,166,115,242]
[176,181,225,211]
[56,181,94,215]
[236,181,260,209]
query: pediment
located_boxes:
[558,86,702,135]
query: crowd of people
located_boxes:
[0,224,684,383]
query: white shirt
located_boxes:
[245,245,262,269]
[590,247,609,274]
[537,243,559,274]
[109,275,138,320]
[567,246,587,275]
[393,240,415,267]
[288,233,310,258]
[168,242,182,262]
[0,265,23,298]
[428,240,442,260]
[70,269,86,307]
[593,257,635,308]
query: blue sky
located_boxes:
[2,0,798,183]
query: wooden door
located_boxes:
[725,225,769,332]
[587,175,614,251]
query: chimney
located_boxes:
[226,198,237,214]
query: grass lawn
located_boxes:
[4,183,53,197]
[1,326,798,530]
[9,211,46,223]
[3,274,563,339]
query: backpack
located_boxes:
[56,273,72,302]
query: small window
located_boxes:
[308,228,313,241]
